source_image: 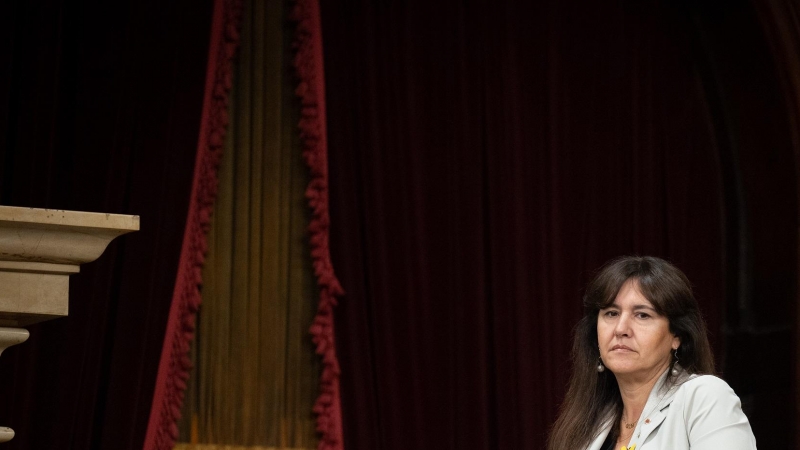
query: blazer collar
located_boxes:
[629,368,694,446]
[589,369,696,450]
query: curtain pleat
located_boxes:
[176,0,319,446]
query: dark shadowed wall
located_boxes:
[0,0,213,448]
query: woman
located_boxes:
[548,256,756,450]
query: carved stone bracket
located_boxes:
[0,206,139,442]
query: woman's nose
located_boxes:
[614,313,631,336]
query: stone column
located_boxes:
[0,206,139,442]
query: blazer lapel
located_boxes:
[628,370,690,448]
[635,409,667,445]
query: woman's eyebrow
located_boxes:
[631,304,656,311]
[602,303,656,311]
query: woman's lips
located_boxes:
[611,345,634,351]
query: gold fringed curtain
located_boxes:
[176,0,319,447]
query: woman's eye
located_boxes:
[636,313,651,319]
[603,310,619,317]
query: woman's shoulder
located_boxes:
[681,373,735,390]
[673,374,743,410]
[666,373,756,448]
[681,374,730,389]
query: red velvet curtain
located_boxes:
[321,2,739,449]
[753,2,800,443]
[0,0,213,448]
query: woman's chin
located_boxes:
[607,365,634,375]
[607,363,669,380]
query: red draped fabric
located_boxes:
[319,1,797,449]
[293,0,345,448]
[1,0,797,449]
[147,0,346,448]
[143,0,243,448]
[320,2,723,448]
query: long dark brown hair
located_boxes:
[547,256,716,450]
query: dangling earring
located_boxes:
[596,357,605,373]
[671,348,680,376]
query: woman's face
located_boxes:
[597,279,680,382]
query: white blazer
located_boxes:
[587,370,757,450]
